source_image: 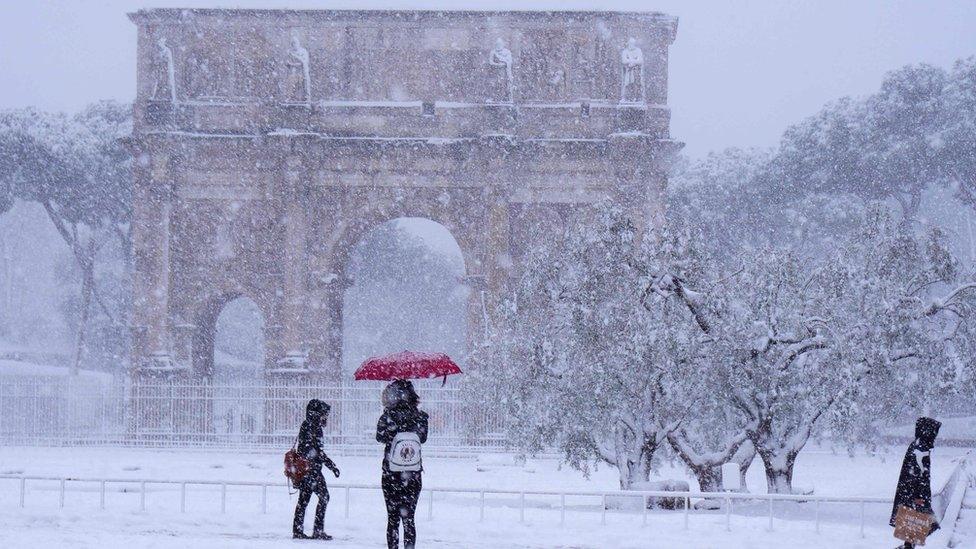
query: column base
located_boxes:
[270,351,309,373]
[133,352,191,375]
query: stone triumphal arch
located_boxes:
[128,8,680,383]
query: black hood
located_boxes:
[914,416,941,450]
[306,399,330,421]
[382,380,419,409]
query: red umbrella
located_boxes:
[354,351,462,382]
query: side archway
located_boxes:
[191,293,268,381]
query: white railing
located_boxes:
[0,474,893,537]
[0,376,504,451]
[928,452,973,548]
[933,450,972,521]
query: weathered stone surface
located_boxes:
[127,8,681,382]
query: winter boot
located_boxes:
[311,531,332,541]
[293,531,310,539]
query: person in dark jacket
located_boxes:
[294,398,340,540]
[890,416,941,548]
[376,380,429,549]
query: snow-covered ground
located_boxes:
[0,444,965,496]
[0,445,970,548]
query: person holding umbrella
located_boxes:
[357,351,461,549]
[376,380,428,549]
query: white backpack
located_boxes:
[387,432,423,472]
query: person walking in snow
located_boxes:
[293,399,341,540]
[890,416,941,548]
[376,380,429,549]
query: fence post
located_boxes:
[20,477,26,508]
[815,499,820,534]
[767,495,773,531]
[725,496,731,531]
[345,486,351,519]
[479,490,485,522]
[220,483,226,514]
[683,496,689,530]
[601,493,607,525]
[140,481,146,512]
[642,495,648,526]
[59,478,65,509]
[560,493,565,526]
[100,480,106,510]
[519,491,525,523]
[180,482,186,513]
[427,489,433,521]
[859,500,865,538]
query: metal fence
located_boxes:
[0,376,505,451]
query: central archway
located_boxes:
[342,218,468,379]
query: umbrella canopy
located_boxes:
[354,351,462,381]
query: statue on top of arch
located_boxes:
[150,37,177,103]
[283,32,311,104]
[620,37,645,104]
[487,37,515,104]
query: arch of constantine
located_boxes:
[128,8,681,384]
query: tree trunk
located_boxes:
[690,464,723,493]
[756,449,796,494]
[71,242,96,375]
[735,442,756,492]
[612,436,656,490]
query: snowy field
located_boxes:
[0,445,969,548]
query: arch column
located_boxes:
[130,150,184,378]
[320,275,352,380]
[609,134,682,240]
[481,139,516,366]
[462,273,488,362]
[269,155,312,379]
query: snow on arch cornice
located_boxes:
[127,6,678,32]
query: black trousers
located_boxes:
[293,470,330,535]
[382,471,422,549]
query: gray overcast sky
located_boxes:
[1,0,974,157]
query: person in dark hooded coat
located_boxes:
[376,380,429,549]
[293,398,340,540]
[890,416,941,548]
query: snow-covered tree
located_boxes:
[495,203,708,489]
[766,64,949,224]
[939,57,976,210]
[707,206,976,493]
[0,102,132,371]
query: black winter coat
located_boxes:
[376,403,429,473]
[298,407,337,474]
[890,417,941,529]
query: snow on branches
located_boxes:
[493,202,709,489]
[494,200,976,494]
